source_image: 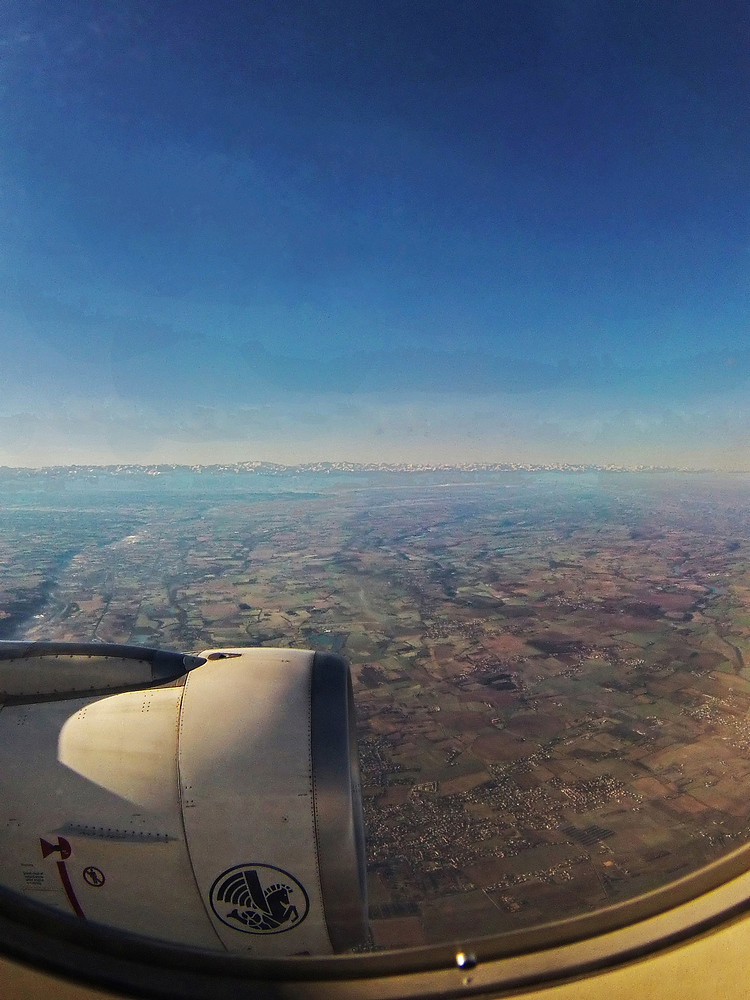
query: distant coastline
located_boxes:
[0,461,745,477]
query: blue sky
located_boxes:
[1,0,748,467]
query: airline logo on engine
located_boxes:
[209,863,309,934]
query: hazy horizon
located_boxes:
[0,455,748,474]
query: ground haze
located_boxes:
[3,469,750,947]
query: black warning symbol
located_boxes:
[83,866,105,887]
[209,864,309,934]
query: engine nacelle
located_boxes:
[0,643,368,956]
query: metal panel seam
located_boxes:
[175,670,225,950]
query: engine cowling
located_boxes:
[0,643,368,956]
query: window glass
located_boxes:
[0,0,748,957]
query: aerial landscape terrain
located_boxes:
[1,466,750,948]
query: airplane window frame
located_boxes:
[2,840,750,999]
[2,5,748,996]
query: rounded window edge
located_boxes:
[3,842,750,998]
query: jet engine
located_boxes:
[0,641,368,956]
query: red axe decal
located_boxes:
[40,836,72,860]
[39,837,85,918]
